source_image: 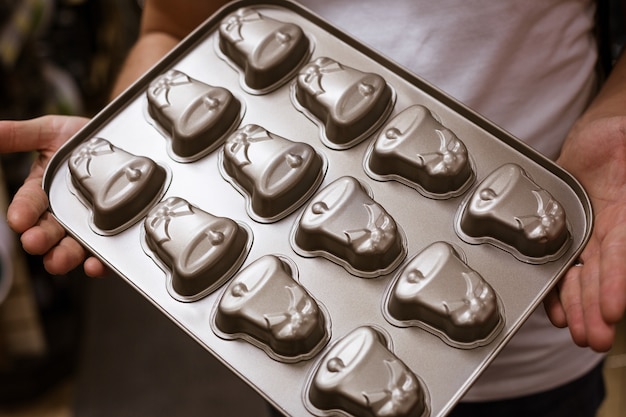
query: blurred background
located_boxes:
[0,1,624,416]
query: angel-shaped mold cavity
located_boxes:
[213,254,329,361]
[218,7,310,91]
[146,69,241,161]
[457,163,569,261]
[385,241,503,346]
[143,197,251,300]
[292,176,406,277]
[306,326,429,417]
[294,56,393,149]
[221,124,325,222]
[366,105,473,197]
[68,137,167,233]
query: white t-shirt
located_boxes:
[297,0,604,401]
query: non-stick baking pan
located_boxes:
[42,1,593,416]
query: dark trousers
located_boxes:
[269,360,605,417]
[448,360,605,417]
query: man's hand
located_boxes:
[0,116,108,277]
[545,114,626,352]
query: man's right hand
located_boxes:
[0,115,108,277]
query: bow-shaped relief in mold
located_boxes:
[145,196,194,244]
[264,284,319,340]
[515,189,566,243]
[344,203,397,255]
[144,197,250,301]
[366,105,473,196]
[457,163,569,261]
[363,359,421,417]
[68,137,167,233]
[441,271,498,329]
[225,124,273,166]
[69,137,115,180]
[148,69,192,109]
[218,7,310,91]
[221,124,325,222]
[293,176,405,277]
[306,326,428,417]
[213,255,329,361]
[422,129,467,176]
[294,56,393,148]
[299,58,344,96]
[220,8,263,44]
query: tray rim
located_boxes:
[40,1,595,415]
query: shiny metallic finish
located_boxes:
[384,241,503,347]
[147,69,242,162]
[306,326,429,417]
[68,137,167,234]
[221,124,326,222]
[366,105,474,198]
[214,254,330,362]
[457,163,570,262]
[144,196,252,301]
[42,2,593,416]
[293,176,406,278]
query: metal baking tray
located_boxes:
[42,1,593,416]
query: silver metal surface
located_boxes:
[42,1,593,416]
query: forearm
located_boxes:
[110,32,180,98]
[110,0,230,99]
